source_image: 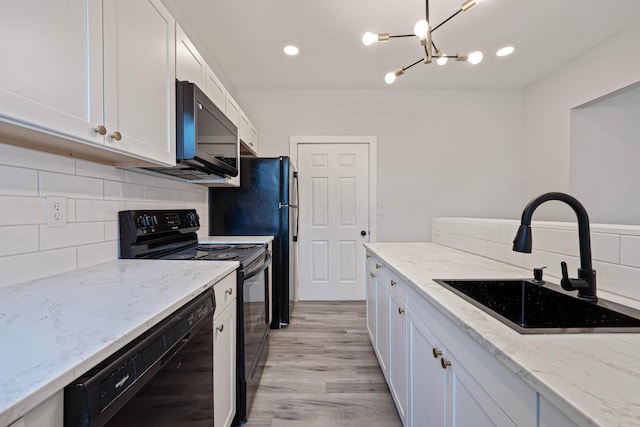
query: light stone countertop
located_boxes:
[365,242,640,427]
[0,259,238,427]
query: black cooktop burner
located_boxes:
[207,252,239,260]
[197,244,232,251]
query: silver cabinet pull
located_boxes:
[390,280,396,286]
[225,288,233,295]
[109,131,122,141]
[441,358,452,369]
[94,125,107,135]
[375,263,382,269]
[432,348,442,358]
[369,272,375,278]
[216,324,224,332]
[398,307,405,315]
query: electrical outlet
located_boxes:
[46,196,67,228]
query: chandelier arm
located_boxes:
[425,0,430,22]
[389,34,417,39]
[404,57,424,71]
[431,9,463,33]
[431,40,439,53]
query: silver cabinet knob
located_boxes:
[375,263,382,269]
[109,131,122,141]
[398,307,405,315]
[390,280,397,286]
[94,125,107,135]
[225,288,233,295]
[216,324,224,332]
[441,358,452,369]
[432,348,442,358]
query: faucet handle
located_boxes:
[560,261,590,291]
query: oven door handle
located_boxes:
[242,252,272,280]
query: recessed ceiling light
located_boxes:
[496,46,515,57]
[283,45,299,56]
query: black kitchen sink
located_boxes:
[433,279,640,334]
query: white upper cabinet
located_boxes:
[0,0,104,145]
[0,0,176,166]
[225,93,240,127]
[176,23,206,88]
[239,109,259,156]
[205,65,226,112]
[102,0,176,166]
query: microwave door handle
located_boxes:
[243,253,272,280]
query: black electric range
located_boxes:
[118,209,270,426]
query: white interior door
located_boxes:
[297,143,370,300]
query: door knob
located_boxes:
[361,230,367,236]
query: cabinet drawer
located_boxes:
[387,269,408,302]
[214,272,237,316]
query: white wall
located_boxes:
[235,89,524,242]
[0,141,209,287]
[522,21,640,221]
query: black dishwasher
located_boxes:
[64,288,215,427]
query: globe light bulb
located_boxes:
[436,55,448,66]
[413,19,429,40]
[385,72,397,84]
[496,46,515,57]
[468,51,483,65]
[362,32,377,46]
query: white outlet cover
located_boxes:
[46,196,67,228]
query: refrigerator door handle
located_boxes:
[278,202,299,209]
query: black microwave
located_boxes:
[143,80,239,180]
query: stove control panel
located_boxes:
[119,209,200,236]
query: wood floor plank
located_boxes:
[243,301,402,427]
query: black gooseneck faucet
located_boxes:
[512,192,597,301]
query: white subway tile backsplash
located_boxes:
[620,236,640,268]
[0,142,75,173]
[144,185,171,202]
[0,196,46,225]
[39,222,105,250]
[76,200,126,222]
[591,233,620,264]
[77,241,118,269]
[466,223,501,242]
[434,217,640,304]
[0,225,38,256]
[486,241,525,267]
[543,229,579,256]
[76,160,125,181]
[124,170,158,186]
[105,221,119,241]
[458,236,487,256]
[593,261,640,299]
[39,171,103,199]
[0,165,38,196]
[0,247,77,288]
[0,146,209,287]
[104,180,144,201]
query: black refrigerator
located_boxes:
[209,156,298,328]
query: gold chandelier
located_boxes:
[363,0,485,84]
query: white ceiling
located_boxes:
[169,0,640,90]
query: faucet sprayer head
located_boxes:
[513,225,532,253]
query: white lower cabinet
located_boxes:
[8,392,63,427]
[366,250,542,427]
[213,273,237,427]
[538,396,580,427]
[388,286,408,424]
[365,256,376,345]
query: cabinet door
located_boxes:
[374,267,389,378]
[102,0,176,165]
[365,259,376,344]
[239,110,258,155]
[214,302,237,427]
[176,24,205,87]
[388,289,408,423]
[446,351,516,427]
[538,396,580,427]
[408,310,445,427]
[225,93,240,127]
[0,0,104,145]
[205,65,226,111]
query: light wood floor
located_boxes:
[244,301,402,427]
